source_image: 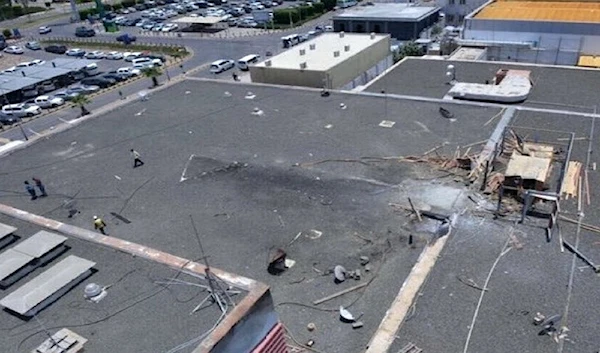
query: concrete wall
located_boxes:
[340,55,393,90]
[211,289,280,353]
[327,35,391,88]
[249,66,326,88]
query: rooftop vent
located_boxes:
[339,31,345,38]
[309,43,316,50]
[300,62,307,69]
[299,48,306,56]
[265,60,272,67]
[333,51,340,57]
[344,45,351,52]
[370,32,376,39]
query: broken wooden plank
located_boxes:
[408,198,422,222]
[561,161,582,198]
[559,215,600,234]
[313,282,369,305]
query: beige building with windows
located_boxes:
[249,32,391,89]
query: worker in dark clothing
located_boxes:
[32,177,47,197]
[24,181,37,200]
[93,216,107,235]
[131,149,144,168]
[232,72,239,81]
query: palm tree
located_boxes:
[142,66,162,88]
[71,94,91,117]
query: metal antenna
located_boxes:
[188,216,236,315]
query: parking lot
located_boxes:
[0,41,178,128]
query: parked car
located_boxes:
[1,103,42,117]
[38,26,52,34]
[81,77,116,88]
[124,52,143,61]
[31,59,45,66]
[132,57,162,69]
[38,80,56,92]
[66,48,86,57]
[209,59,235,73]
[45,45,67,54]
[53,90,80,101]
[16,61,36,68]
[2,66,17,74]
[33,95,65,108]
[161,23,179,31]
[116,67,142,77]
[75,26,96,37]
[0,113,21,126]
[102,72,129,82]
[117,33,137,43]
[66,85,100,95]
[85,51,106,59]
[105,51,124,60]
[4,46,24,54]
[145,53,166,62]
[25,41,41,50]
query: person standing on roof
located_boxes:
[131,149,144,168]
[24,181,37,200]
[93,216,107,235]
[32,177,47,197]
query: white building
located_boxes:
[250,32,392,89]
[461,0,600,65]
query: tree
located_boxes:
[142,66,162,88]
[71,94,91,116]
[394,41,423,62]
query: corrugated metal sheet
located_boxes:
[475,1,600,23]
[578,55,600,67]
[251,322,288,353]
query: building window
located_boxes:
[458,15,465,22]
[446,14,454,22]
[355,24,364,33]
[459,0,466,4]
[449,0,455,5]
[373,24,381,33]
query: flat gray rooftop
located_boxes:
[334,4,439,21]
[0,79,501,352]
[0,214,239,353]
[366,57,600,113]
[0,79,598,352]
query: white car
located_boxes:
[124,52,143,61]
[39,26,52,34]
[117,67,142,76]
[132,57,163,69]
[4,46,24,54]
[33,95,64,109]
[1,103,42,117]
[2,66,17,74]
[161,23,179,32]
[16,61,37,68]
[106,51,124,60]
[210,59,235,73]
[85,51,106,59]
[31,59,46,66]
[66,48,86,56]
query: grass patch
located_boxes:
[40,39,190,58]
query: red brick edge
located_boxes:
[251,322,288,353]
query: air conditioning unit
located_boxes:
[299,49,306,56]
[299,62,307,69]
[344,45,350,52]
[339,31,345,38]
[309,44,316,50]
[333,51,340,57]
[265,60,272,67]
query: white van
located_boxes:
[237,54,260,71]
